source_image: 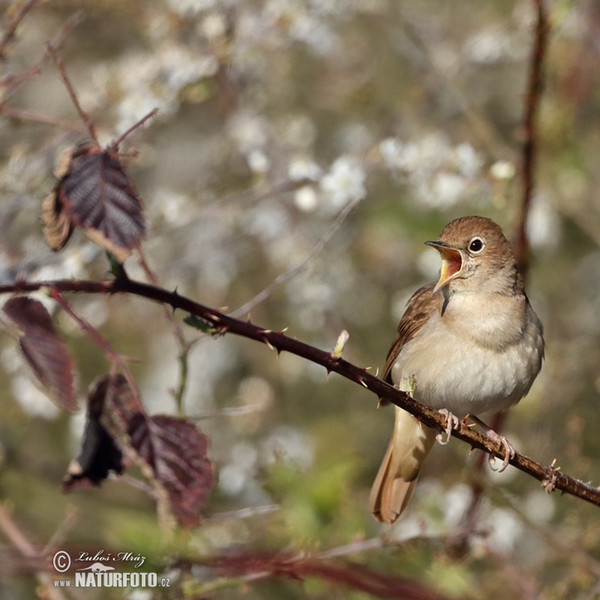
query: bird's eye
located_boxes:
[468,237,484,253]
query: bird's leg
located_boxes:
[436,408,461,445]
[467,414,515,472]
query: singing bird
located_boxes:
[369,216,544,524]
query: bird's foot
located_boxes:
[468,415,515,472]
[436,408,461,445]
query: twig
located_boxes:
[206,504,280,522]
[3,276,600,510]
[1,10,84,99]
[396,8,512,162]
[0,504,67,600]
[46,44,98,143]
[42,506,79,557]
[230,195,361,318]
[137,246,195,414]
[0,0,41,60]
[514,0,549,275]
[111,108,159,149]
[49,287,145,413]
[0,103,88,133]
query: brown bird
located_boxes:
[369,216,544,524]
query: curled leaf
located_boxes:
[42,144,146,261]
[4,296,77,411]
[64,374,214,527]
[63,376,124,491]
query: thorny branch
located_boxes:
[2,276,599,510]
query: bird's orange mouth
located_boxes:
[424,241,463,293]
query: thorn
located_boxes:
[375,367,380,377]
[279,327,289,334]
[357,376,368,388]
[263,337,275,351]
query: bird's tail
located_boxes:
[369,407,436,524]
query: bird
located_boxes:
[369,216,544,524]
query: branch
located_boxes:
[514,0,549,274]
[2,277,599,510]
[0,0,41,60]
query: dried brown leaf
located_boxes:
[64,374,214,527]
[41,192,73,251]
[63,376,124,491]
[127,414,214,527]
[4,296,77,411]
[43,144,146,261]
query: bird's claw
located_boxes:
[436,408,461,445]
[487,430,516,472]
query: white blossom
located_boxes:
[320,156,366,210]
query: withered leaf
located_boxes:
[41,192,73,252]
[4,296,77,411]
[128,414,214,528]
[43,144,146,262]
[63,376,124,491]
[64,374,214,527]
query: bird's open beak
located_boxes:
[424,241,464,294]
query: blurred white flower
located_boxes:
[12,375,60,419]
[201,12,228,39]
[487,508,523,554]
[490,160,516,180]
[430,172,467,207]
[523,490,555,525]
[288,157,322,181]
[463,26,522,64]
[294,186,319,212]
[454,143,483,178]
[219,441,259,495]
[247,149,271,173]
[155,189,192,226]
[260,425,315,469]
[167,0,216,17]
[244,203,291,241]
[227,111,269,155]
[320,156,366,210]
[162,47,219,88]
[290,13,337,54]
[379,137,406,171]
[443,484,473,526]
[526,195,561,249]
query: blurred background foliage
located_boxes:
[1,0,600,598]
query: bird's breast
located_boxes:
[390,293,543,416]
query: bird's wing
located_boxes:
[382,282,441,382]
